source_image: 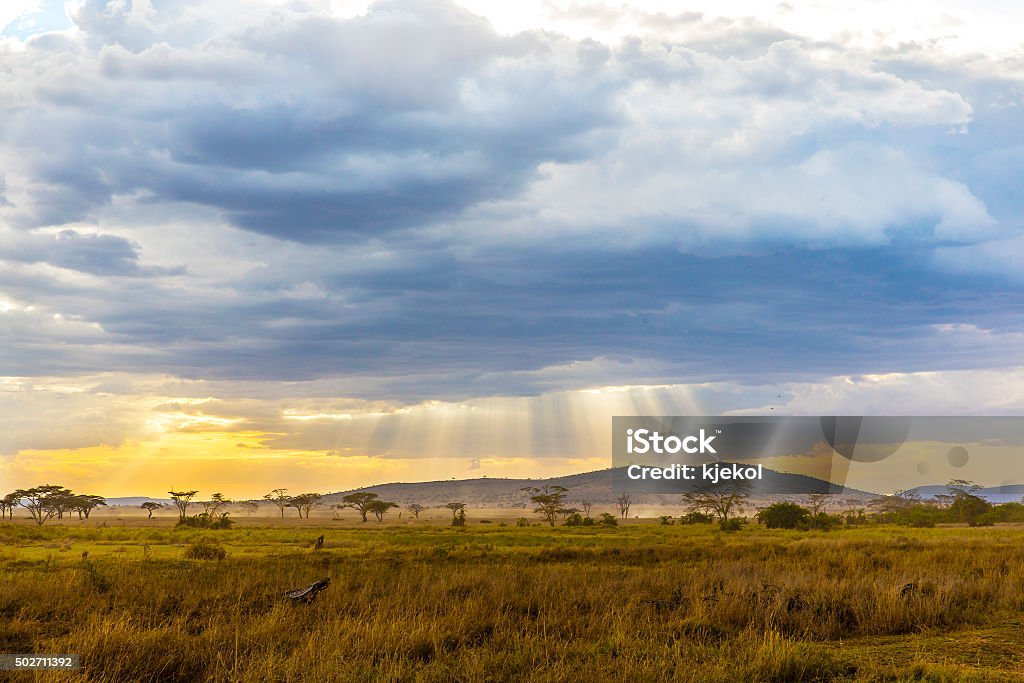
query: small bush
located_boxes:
[719,518,745,532]
[177,513,233,529]
[680,511,715,525]
[658,515,675,525]
[564,513,583,527]
[516,518,532,527]
[184,539,227,561]
[973,512,997,527]
[757,502,809,529]
[581,516,595,526]
[598,513,618,527]
[802,512,843,531]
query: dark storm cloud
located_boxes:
[0,0,1022,405]
[5,0,623,241]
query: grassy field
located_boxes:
[2,518,1024,681]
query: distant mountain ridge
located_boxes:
[105,497,173,507]
[102,478,1024,508]
[908,484,1024,504]
[322,466,879,507]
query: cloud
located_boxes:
[933,234,1024,283]
[0,0,998,250]
[3,1,621,241]
[0,228,185,276]
[5,367,1024,461]
[0,0,1021,406]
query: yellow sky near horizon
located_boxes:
[4,417,1021,500]
[1,428,610,500]
[4,372,1024,499]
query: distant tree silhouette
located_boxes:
[202,493,231,518]
[340,492,379,522]
[263,489,290,518]
[168,490,199,522]
[289,493,322,519]
[522,486,569,527]
[406,503,425,519]
[367,499,398,522]
[0,492,19,520]
[946,479,991,526]
[616,493,632,519]
[48,488,77,520]
[12,485,70,526]
[72,494,106,519]
[445,502,466,522]
[805,494,831,515]
[682,481,750,521]
[141,501,162,518]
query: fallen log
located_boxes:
[285,577,330,603]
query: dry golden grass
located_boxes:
[2,521,1024,681]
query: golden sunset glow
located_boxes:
[3,0,1024,503]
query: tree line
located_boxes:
[0,486,106,525]
[676,478,1024,531]
[11,478,1013,530]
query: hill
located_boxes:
[105,497,173,507]
[322,466,878,508]
[909,484,1024,504]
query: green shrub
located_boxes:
[757,502,810,529]
[900,508,937,528]
[581,517,595,526]
[177,513,233,529]
[598,513,618,527]
[658,515,675,525]
[719,518,745,532]
[803,512,843,531]
[679,511,715,525]
[184,539,226,561]
[564,513,583,527]
[973,511,998,527]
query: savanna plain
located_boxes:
[2,514,1024,682]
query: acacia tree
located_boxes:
[202,493,231,518]
[340,492,379,522]
[13,485,70,526]
[289,493,322,519]
[868,489,920,516]
[168,490,199,522]
[141,501,163,518]
[1,492,20,521]
[579,500,593,518]
[263,489,290,518]
[49,488,77,520]
[946,479,990,525]
[445,502,466,522]
[406,503,425,519]
[522,486,569,527]
[805,493,832,515]
[240,501,259,516]
[367,499,398,522]
[72,494,107,519]
[616,493,632,519]
[682,481,750,521]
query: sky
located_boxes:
[1,0,1023,498]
